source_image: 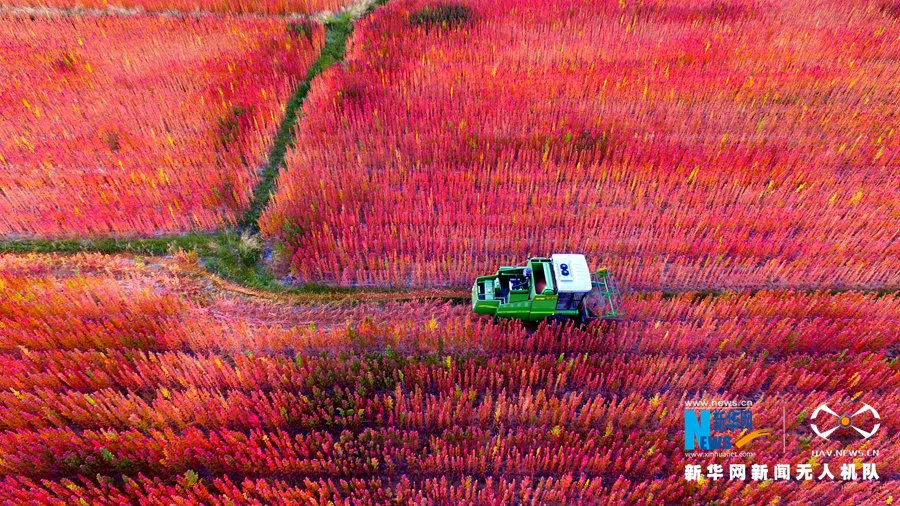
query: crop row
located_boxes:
[7,252,900,320]
[0,384,897,448]
[3,0,357,15]
[4,344,899,395]
[0,14,324,237]
[3,472,896,506]
[6,300,900,358]
[0,425,663,479]
[2,473,898,506]
[261,0,900,290]
[5,264,900,358]
[1,412,896,481]
[0,473,610,506]
[2,347,898,400]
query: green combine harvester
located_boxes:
[472,254,623,324]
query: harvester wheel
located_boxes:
[576,310,587,327]
[547,315,569,327]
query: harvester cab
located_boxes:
[471,254,623,324]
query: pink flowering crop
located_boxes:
[2,0,899,502]
[0,14,323,238]
[262,0,900,292]
[0,253,898,503]
[4,0,357,15]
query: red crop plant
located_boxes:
[262,0,900,292]
[0,14,323,238]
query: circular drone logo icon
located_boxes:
[810,403,881,440]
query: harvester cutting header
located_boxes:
[472,254,623,324]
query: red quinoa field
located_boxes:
[263,0,900,291]
[0,14,323,237]
[1,254,898,503]
[0,0,897,504]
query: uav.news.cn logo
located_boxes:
[810,403,881,440]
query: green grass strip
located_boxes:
[0,233,215,256]
[240,12,356,231]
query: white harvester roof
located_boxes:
[551,254,592,293]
